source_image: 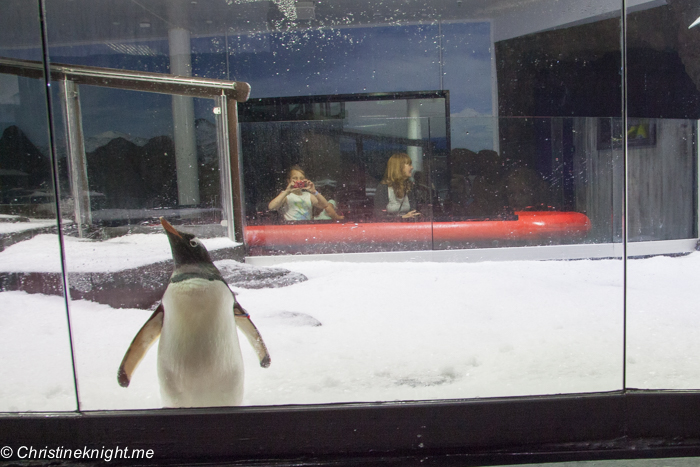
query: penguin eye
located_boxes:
[189,239,198,247]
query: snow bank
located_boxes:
[0,218,57,235]
[2,243,700,411]
[0,233,238,273]
[0,292,76,412]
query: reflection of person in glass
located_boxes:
[268,165,344,221]
[313,183,340,220]
[374,153,421,219]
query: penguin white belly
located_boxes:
[157,279,244,407]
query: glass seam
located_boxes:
[38,0,82,413]
[621,0,629,397]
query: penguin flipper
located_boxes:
[234,302,271,368]
[118,304,164,387]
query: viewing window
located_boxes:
[0,0,699,453]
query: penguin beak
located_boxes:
[160,217,182,239]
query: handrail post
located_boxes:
[60,78,91,236]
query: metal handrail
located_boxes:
[0,56,251,102]
[0,55,249,242]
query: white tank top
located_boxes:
[387,187,410,214]
[281,191,313,221]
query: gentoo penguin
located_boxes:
[117,217,270,407]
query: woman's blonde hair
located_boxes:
[380,153,413,198]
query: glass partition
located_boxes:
[239,92,446,254]
[625,116,698,389]
[51,88,234,410]
[35,72,245,410]
[242,115,625,254]
[0,0,638,413]
[54,86,229,230]
[436,116,623,250]
[624,0,700,390]
[0,1,76,411]
[238,115,625,405]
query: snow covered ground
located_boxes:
[0,215,57,235]
[0,233,238,273]
[1,232,700,412]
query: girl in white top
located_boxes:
[268,166,344,221]
[374,153,422,219]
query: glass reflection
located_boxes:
[241,117,436,254]
[626,118,698,389]
[54,86,227,228]
[625,0,700,390]
[20,0,630,409]
[241,114,625,402]
[242,115,624,254]
[436,116,624,250]
[0,1,76,411]
[239,96,442,254]
[50,85,236,409]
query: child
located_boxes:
[268,165,344,221]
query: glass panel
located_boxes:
[625,0,700,389]
[59,86,226,227]
[438,116,624,249]
[50,86,237,410]
[240,97,442,254]
[34,0,626,409]
[0,1,77,411]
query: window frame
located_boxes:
[4,390,700,465]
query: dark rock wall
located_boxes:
[497,2,700,119]
[86,135,177,209]
[0,125,51,190]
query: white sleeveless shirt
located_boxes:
[280,191,313,221]
[386,187,410,214]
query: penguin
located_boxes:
[117,217,270,407]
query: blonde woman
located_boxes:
[268,165,343,221]
[373,153,421,219]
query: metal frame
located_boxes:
[0,57,250,100]
[0,57,250,242]
[239,90,449,114]
[238,89,451,155]
[3,390,700,465]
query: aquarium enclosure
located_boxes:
[2,0,700,458]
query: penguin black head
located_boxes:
[160,217,214,266]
